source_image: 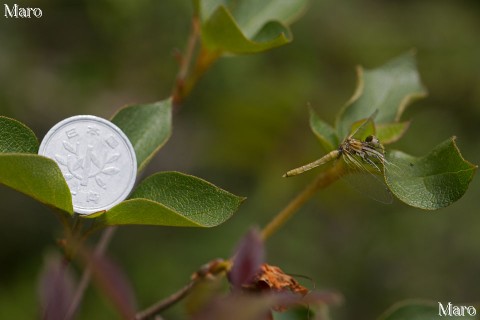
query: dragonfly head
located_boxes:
[365,135,379,145]
[365,135,385,152]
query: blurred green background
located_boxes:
[1,0,479,319]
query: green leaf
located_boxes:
[337,51,427,139]
[309,107,338,152]
[385,137,477,210]
[92,172,244,227]
[376,121,410,144]
[111,99,172,172]
[349,114,376,140]
[0,117,72,214]
[0,116,39,153]
[379,300,473,320]
[0,154,73,214]
[196,0,308,54]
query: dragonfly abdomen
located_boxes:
[283,149,340,177]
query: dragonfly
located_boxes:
[283,111,393,203]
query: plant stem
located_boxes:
[65,226,117,319]
[171,16,200,108]
[135,259,230,319]
[133,166,344,317]
[135,281,196,320]
[171,16,220,110]
[261,164,344,241]
[134,165,344,318]
[65,14,221,319]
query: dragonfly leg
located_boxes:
[363,156,381,172]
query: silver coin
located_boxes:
[39,115,137,214]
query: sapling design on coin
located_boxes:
[39,115,137,214]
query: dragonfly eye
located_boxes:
[365,135,380,145]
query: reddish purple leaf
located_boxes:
[229,228,265,289]
[85,250,137,319]
[38,253,76,320]
[193,290,342,320]
[193,292,275,320]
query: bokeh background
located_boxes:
[1,0,479,319]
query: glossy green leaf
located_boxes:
[0,117,72,214]
[0,154,73,214]
[337,51,427,139]
[93,171,244,227]
[196,0,308,54]
[309,107,338,152]
[379,300,473,320]
[111,99,172,172]
[0,116,39,153]
[385,137,477,210]
[376,121,410,144]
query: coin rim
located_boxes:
[38,115,137,214]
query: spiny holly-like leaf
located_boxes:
[349,114,376,140]
[385,137,477,210]
[336,51,427,139]
[111,99,172,172]
[90,172,244,227]
[0,116,39,153]
[0,154,73,214]
[378,300,474,320]
[195,0,308,54]
[376,122,410,144]
[309,107,338,152]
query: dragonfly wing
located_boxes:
[341,152,393,204]
[348,110,379,140]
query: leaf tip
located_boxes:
[229,227,265,289]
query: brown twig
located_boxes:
[135,259,230,319]
[135,281,196,320]
[64,14,222,320]
[133,166,345,317]
[171,16,221,110]
[171,16,201,109]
